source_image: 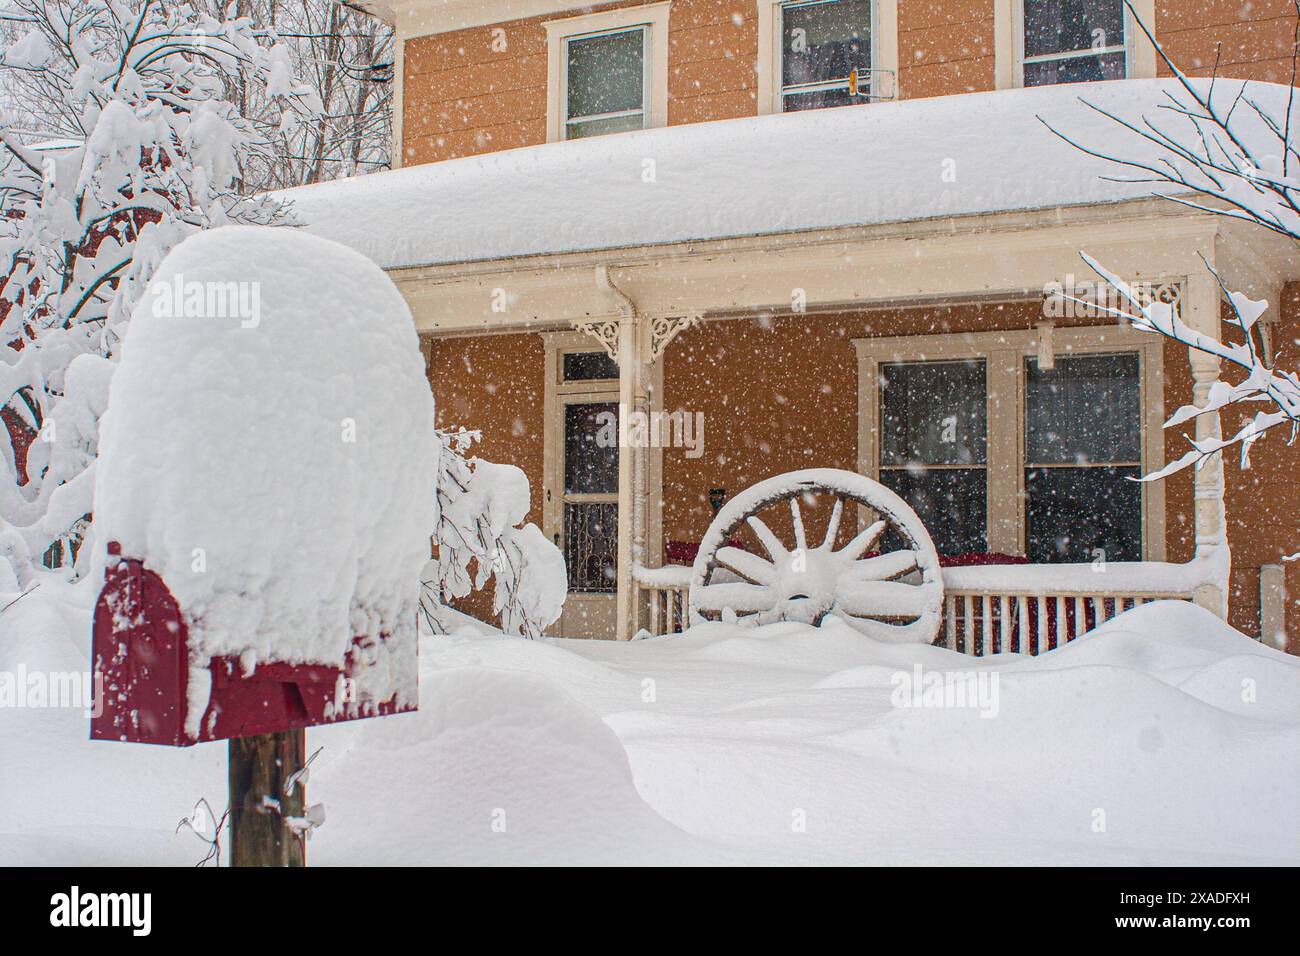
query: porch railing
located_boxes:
[634,560,1213,652]
[634,564,690,638]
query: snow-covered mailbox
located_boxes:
[90,226,438,746]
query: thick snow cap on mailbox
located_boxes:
[95,225,438,673]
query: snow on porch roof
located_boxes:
[275,78,1262,272]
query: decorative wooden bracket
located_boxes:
[649,312,702,364]
[572,318,621,362]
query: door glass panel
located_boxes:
[1025,353,1142,562]
[564,402,618,494]
[564,502,618,593]
[564,351,620,382]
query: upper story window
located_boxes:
[545,3,670,143]
[779,0,872,111]
[563,27,649,139]
[1021,0,1127,86]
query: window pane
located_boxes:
[566,28,645,121]
[1026,353,1140,464]
[782,0,871,89]
[565,112,644,139]
[879,468,987,556]
[564,502,618,592]
[782,87,856,111]
[564,402,618,494]
[563,351,619,381]
[880,360,987,466]
[1024,50,1126,86]
[1025,466,1141,562]
[1024,0,1124,58]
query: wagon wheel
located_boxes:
[688,469,944,643]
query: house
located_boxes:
[287,0,1300,650]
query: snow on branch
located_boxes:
[1074,252,1300,478]
[1040,0,1300,245]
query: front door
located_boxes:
[555,396,619,638]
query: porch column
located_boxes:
[596,267,648,642]
[1181,272,1230,618]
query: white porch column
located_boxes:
[596,267,647,642]
[1181,272,1231,617]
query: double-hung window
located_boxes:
[856,328,1163,563]
[878,359,988,556]
[1021,0,1127,86]
[779,0,873,111]
[1024,353,1142,562]
[563,26,649,139]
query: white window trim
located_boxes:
[756,0,898,115]
[852,325,1166,561]
[544,3,671,143]
[995,0,1156,91]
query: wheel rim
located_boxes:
[688,469,944,643]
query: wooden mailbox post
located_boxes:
[90,542,417,865]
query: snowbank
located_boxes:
[277,79,1296,270]
[2,590,1295,865]
[94,225,439,682]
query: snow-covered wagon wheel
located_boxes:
[688,469,944,643]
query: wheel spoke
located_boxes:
[835,579,929,617]
[822,498,844,549]
[842,518,886,559]
[693,581,775,613]
[790,497,807,551]
[843,549,917,582]
[746,515,788,561]
[716,546,777,585]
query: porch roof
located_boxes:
[278,78,1288,273]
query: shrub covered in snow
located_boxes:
[424,428,566,639]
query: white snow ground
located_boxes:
[1,583,1297,865]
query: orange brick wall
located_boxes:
[1157,0,1300,83]
[1219,284,1300,650]
[898,0,996,98]
[402,1,1299,166]
[425,332,548,622]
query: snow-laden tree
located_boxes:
[422,428,567,639]
[1049,0,1300,480]
[0,0,320,582]
[190,0,393,190]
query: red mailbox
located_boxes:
[92,542,415,746]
